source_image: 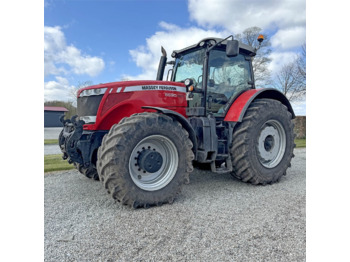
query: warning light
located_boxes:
[257,35,264,43]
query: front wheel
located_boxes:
[230,98,295,185]
[74,163,99,180]
[97,113,194,208]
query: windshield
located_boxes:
[174,48,205,86]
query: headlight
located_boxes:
[184,78,194,87]
[79,88,107,97]
[79,116,96,123]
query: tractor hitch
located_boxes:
[59,115,85,165]
[59,115,108,169]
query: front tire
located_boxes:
[74,163,99,180]
[97,113,194,208]
[230,99,295,185]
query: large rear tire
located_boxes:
[230,98,295,185]
[97,113,194,208]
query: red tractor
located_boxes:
[59,35,295,208]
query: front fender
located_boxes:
[224,88,295,122]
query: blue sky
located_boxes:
[45,0,190,84]
[44,0,306,114]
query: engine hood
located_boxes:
[77,80,186,97]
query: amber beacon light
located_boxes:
[257,34,264,43]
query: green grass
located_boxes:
[44,154,75,173]
[295,138,306,148]
[45,139,58,145]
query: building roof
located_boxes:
[44,106,69,112]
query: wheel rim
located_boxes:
[129,135,178,191]
[257,120,286,168]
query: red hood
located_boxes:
[77,80,185,97]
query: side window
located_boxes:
[207,50,252,116]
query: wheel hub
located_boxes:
[264,135,275,152]
[129,135,179,191]
[257,120,286,168]
[136,149,163,173]
[258,126,280,161]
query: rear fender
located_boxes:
[224,88,295,122]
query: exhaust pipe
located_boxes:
[156,46,167,81]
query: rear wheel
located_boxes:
[97,113,194,208]
[230,99,295,185]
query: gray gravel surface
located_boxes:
[45,127,62,139]
[45,144,62,155]
[44,128,62,155]
[45,148,305,262]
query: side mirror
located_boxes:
[226,40,239,57]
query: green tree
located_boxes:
[44,100,77,119]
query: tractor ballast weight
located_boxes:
[59,35,295,208]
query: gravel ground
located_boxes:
[45,148,305,262]
[44,128,62,155]
[45,128,62,140]
[45,144,62,155]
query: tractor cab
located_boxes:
[158,36,257,117]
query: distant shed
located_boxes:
[44,106,68,127]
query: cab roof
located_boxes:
[172,37,256,57]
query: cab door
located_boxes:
[206,50,253,117]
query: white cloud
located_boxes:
[59,46,105,76]
[271,26,306,49]
[44,26,67,76]
[124,22,229,80]
[291,97,306,116]
[126,21,303,81]
[188,0,305,33]
[268,51,298,74]
[125,0,305,80]
[268,51,306,116]
[44,26,105,77]
[188,0,305,51]
[44,76,75,102]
